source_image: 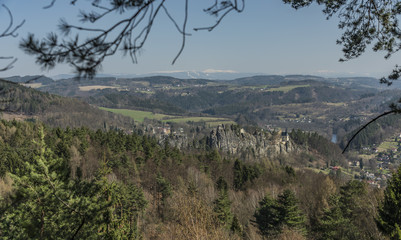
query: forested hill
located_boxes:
[0,79,134,129]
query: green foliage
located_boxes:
[377,166,401,239]
[233,159,261,191]
[277,189,306,231]
[254,189,306,237]
[254,193,282,236]
[318,195,357,240]
[156,173,172,204]
[216,176,228,192]
[213,177,233,227]
[230,215,243,235]
[213,189,233,227]
[317,180,375,240]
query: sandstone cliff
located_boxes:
[160,124,297,160]
[206,125,296,159]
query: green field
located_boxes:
[100,107,235,125]
[99,107,169,122]
[378,140,398,152]
[266,84,310,93]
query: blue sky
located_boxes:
[0,0,399,78]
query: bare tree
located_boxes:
[0,4,25,72]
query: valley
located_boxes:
[9,74,401,141]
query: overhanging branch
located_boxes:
[342,110,397,153]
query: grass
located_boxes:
[79,85,118,91]
[324,102,346,107]
[265,84,310,93]
[22,83,42,88]
[378,140,398,152]
[164,116,230,123]
[99,107,169,122]
[99,107,234,125]
[358,154,375,161]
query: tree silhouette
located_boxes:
[0,4,25,72]
[20,0,244,78]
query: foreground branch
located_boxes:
[342,110,397,153]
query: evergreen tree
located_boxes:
[377,166,401,239]
[253,193,281,236]
[213,190,233,227]
[213,177,233,227]
[318,195,356,240]
[216,176,228,192]
[277,189,306,234]
[233,159,244,191]
[156,173,172,218]
[230,215,243,235]
[254,190,305,237]
[317,181,371,240]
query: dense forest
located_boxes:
[0,119,399,239]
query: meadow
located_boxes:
[99,107,235,125]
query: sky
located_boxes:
[0,0,399,78]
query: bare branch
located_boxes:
[162,5,191,36]
[342,110,397,153]
[0,4,25,72]
[21,0,246,78]
[172,0,189,64]
[194,0,245,31]
[0,58,17,72]
[0,4,25,38]
[43,0,57,9]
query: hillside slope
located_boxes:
[0,79,134,129]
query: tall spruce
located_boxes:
[213,177,233,227]
[254,189,306,237]
[277,189,306,233]
[254,193,281,237]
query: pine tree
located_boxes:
[233,159,243,191]
[377,166,401,239]
[253,193,281,236]
[277,189,306,234]
[317,181,369,240]
[156,173,172,218]
[213,177,233,227]
[318,195,356,240]
[230,215,243,235]
[254,190,306,237]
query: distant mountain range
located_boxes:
[50,70,262,81]
[6,72,401,90]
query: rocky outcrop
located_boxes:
[157,124,297,160]
[206,125,296,159]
